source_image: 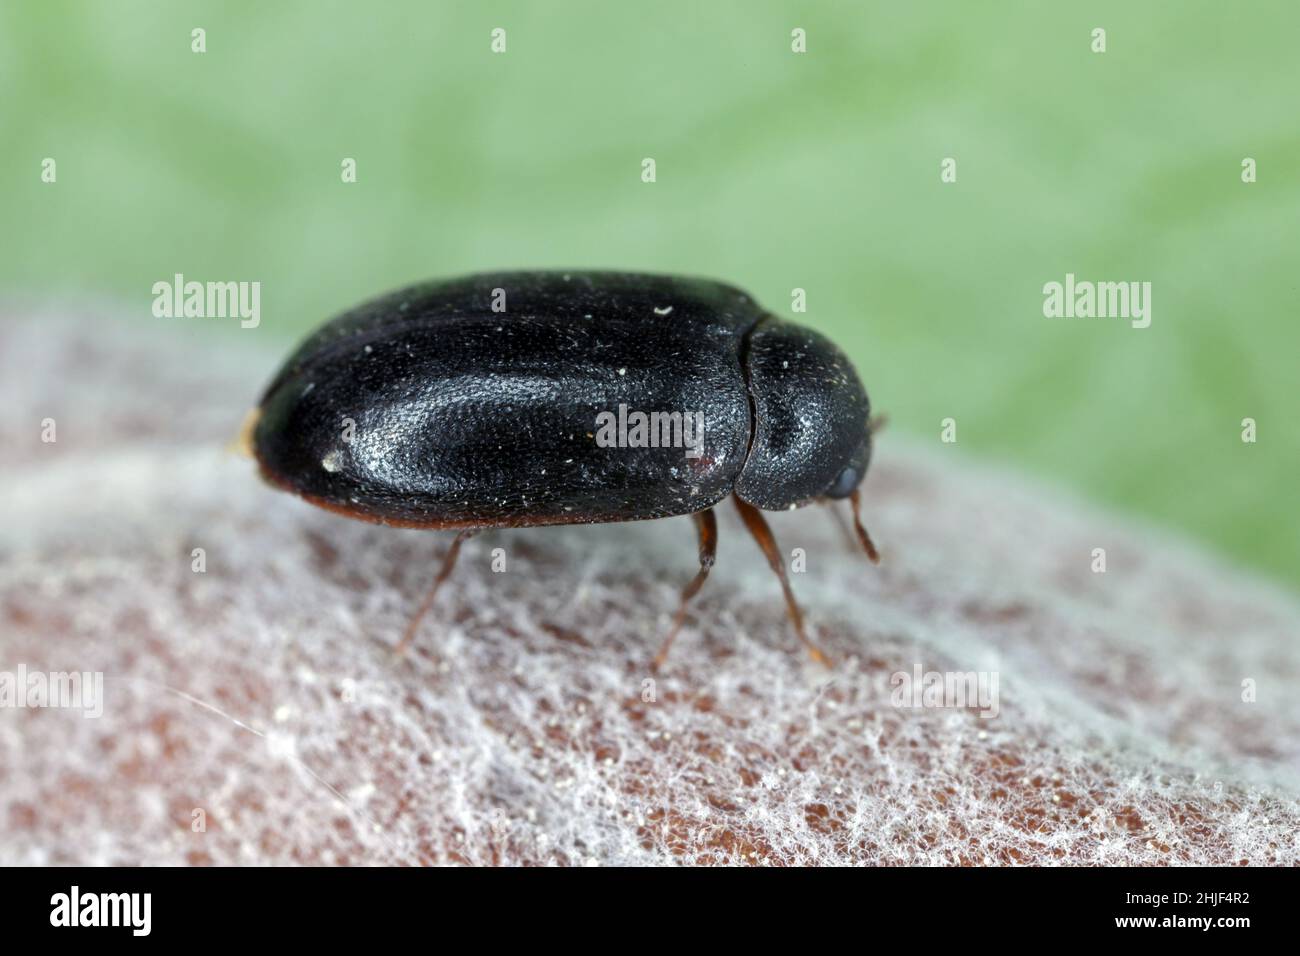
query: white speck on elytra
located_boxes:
[618,368,626,376]
[654,306,673,316]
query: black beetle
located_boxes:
[249,271,879,667]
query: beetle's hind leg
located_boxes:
[396,529,478,655]
[652,508,718,671]
[732,495,832,667]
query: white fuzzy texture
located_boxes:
[2,309,1299,866]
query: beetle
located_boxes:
[248,271,880,667]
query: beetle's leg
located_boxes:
[652,508,718,671]
[868,412,888,435]
[731,495,831,667]
[396,529,479,655]
[848,488,881,564]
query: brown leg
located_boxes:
[732,495,831,667]
[652,509,718,670]
[396,529,478,655]
[849,488,881,564]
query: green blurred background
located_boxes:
[2,1,1297,588]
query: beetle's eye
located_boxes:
[826,465,859,499]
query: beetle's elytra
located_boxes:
[251,271,880,666]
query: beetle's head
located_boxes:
[735,317,872,510]
[821,427,873,500]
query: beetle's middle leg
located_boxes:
[732,495,832,667]
[396,528,479,655]
[652,508,718,671]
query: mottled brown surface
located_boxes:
[2,309,1298,865]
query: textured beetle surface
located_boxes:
[253,271,872,528]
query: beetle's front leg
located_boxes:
[651,508,718,671]
[732,495,831,667]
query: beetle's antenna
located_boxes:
[396,529,478,655]
[849,488,880,564]
[868,413,888,435]
[825,501,860,551]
